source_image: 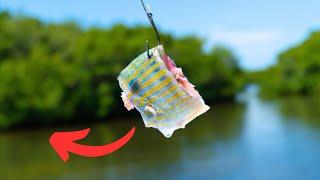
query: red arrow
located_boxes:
[49,126,135,162]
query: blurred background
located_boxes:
[0,0,319,179]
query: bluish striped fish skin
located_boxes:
[118,45,210,138]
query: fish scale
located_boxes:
[118,45,210,138]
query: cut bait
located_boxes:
[118,45,210,137]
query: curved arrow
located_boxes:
[49,126,135,162]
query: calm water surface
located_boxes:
[1,86,320,179]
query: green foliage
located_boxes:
[0,11,242,128]
[255,31,320,97]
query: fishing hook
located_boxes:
[146,40,151,59]
[140,0,161,59]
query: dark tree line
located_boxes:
[255,31,320,97]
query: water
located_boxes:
[1,86,320,179]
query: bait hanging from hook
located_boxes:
[117,1,210,138]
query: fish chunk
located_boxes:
[117,45,210,138]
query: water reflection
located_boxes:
[1,86,320,179]
[278,96,320,129]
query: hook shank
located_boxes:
[140,0,161,45]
